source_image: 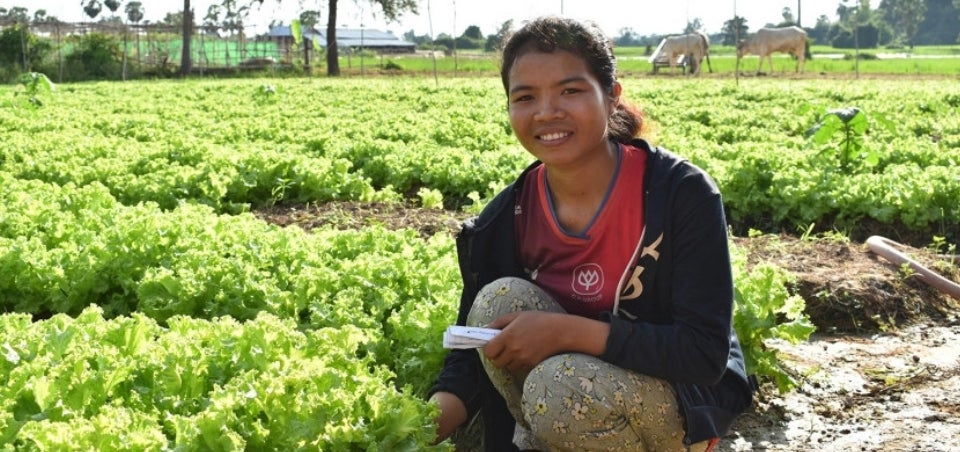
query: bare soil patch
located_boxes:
[725,234,960,451]
[255,201,960,451]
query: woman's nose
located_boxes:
[533,97,563,121]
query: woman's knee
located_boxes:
[467,277,557,326]
[522,354,586,396]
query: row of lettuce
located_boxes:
[1,76,955,449]
[5,77,958,232]
[0,174,459,450]
[0,169,806,450]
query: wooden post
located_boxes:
[303,34,311,74]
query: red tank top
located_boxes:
[515,144,646,318]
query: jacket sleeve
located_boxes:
[425,185,518,413]
[426,183,529,449]
[427,348,481,410]
[426,220,484,412]
[600,166,735,386]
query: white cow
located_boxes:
[652,31,710,75]
[737,26,807,74]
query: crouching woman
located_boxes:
[427,16,754,452]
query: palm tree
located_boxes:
[125,2,143,23]
[83,0,103,20]
[105,0,122,14]
[125,1,144,67]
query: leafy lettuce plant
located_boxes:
[731,239,817,393]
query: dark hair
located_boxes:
[499,16,644,143]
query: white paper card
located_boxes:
[443,325,501,349]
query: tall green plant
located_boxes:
[806,106,895,173]
[64,33,123,81]
[0,24,54,81]
[12,72,54,109]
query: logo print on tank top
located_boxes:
[572,263,603,296]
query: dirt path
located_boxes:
[722,322,960,451]
[726,234,960,451]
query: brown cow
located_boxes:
[737,26,807,74]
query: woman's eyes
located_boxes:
[512,88,582,103]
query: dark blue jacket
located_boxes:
[428,139,754,450]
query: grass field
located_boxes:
[341,45,960,76]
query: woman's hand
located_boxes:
[481,312,562,373]
[429,391,466,444]
[483,312,611,373]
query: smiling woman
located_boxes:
[426,16,754,452]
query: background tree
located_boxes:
[956,0,960,42]
[913,0,960,45]
[324,0,418,76]
[402,29,432,46]
[104,0,123,16]
[460,25,482,40]
[808,14,833,44]
[126,1,144,69]
[781,7,797,25]
[721,15,748,45]
[613,27,642,46]
[219,0,252,65]
[484,19,512,51]
[429,32,454,51]
[83,1,103,20]
[836,1,855,23]
[299,10,320,29]
[684,17,704,33]
[64,32,122,80]
[161,11,184,27]
[203,5,221,33]
[830,0,881,47]
[879,0,926,48]
[202,4,221,67]
[1,6,29,22]
[454,25,484,50]
[125,2,143,23]
[0,15,54,79]
[298,9,321,72]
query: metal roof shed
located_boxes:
[264,25,416,54]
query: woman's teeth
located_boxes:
[540,132,568,141]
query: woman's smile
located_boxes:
[538,131,572,142]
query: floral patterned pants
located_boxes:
[466,277,712,452]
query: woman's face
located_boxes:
[506,49,620,169]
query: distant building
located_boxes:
[263,25,416,55]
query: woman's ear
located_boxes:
[610,81,622,108]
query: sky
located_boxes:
[6,0,842,37]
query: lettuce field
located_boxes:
[1,75,958,450]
